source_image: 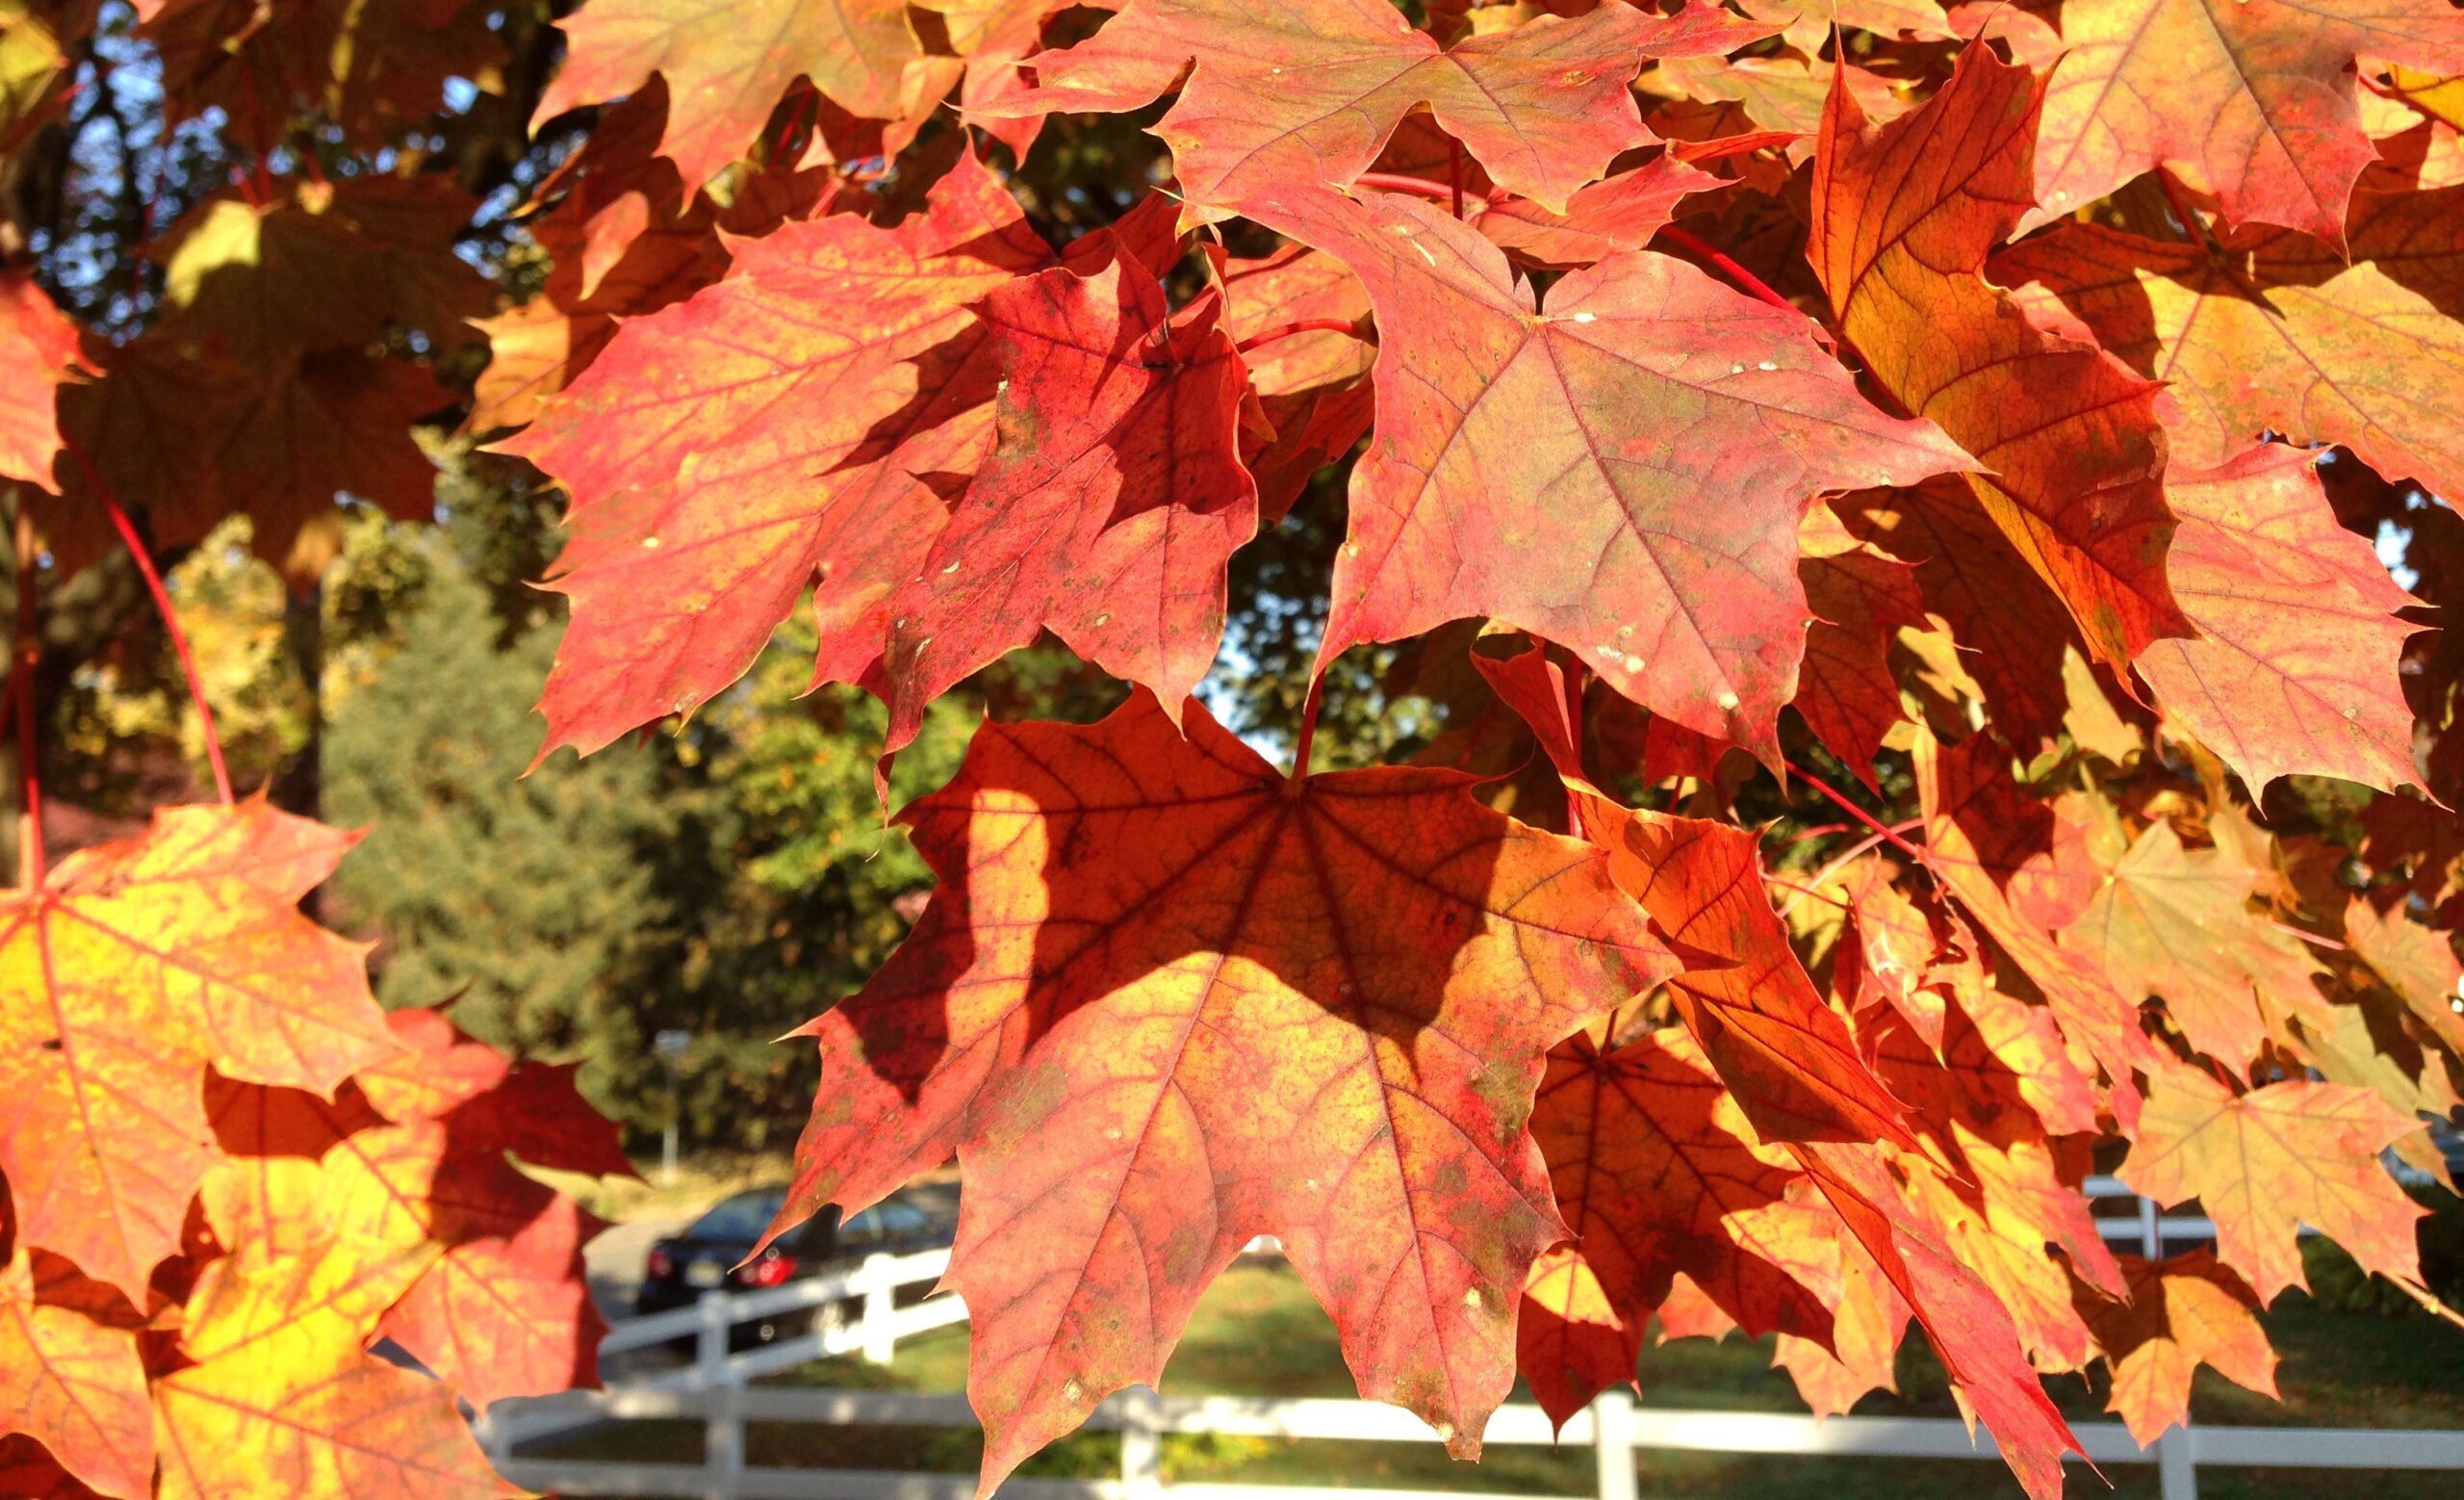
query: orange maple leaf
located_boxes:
[880,245,1259,753]
[2132,446,2426,796]
[207,1008,627,1407]
[1468,639,1912,1144]
[1898,1136,2102,1371]
[1995,177,2464,504]
[1246,183,1966,763]
[501,154,1048,760]
[1835,479,2089,759]
[1810,42,2184,669]
[1770,1228,1906,1417]
[2056,819,2327,1073]
[533,0,933,192]
[1916,730,2163,1098]
[2345,895,2464,1062]
[993,0,1770,220]
[1832,855,1953,1049]
[1793,505,1927,788]
[2027,0,2464,242]
[0,800,395,1302]
[2077,1250,2278,1447]
[150,1234,515,1498]
[1792,1140,2085,1500]
[0,1244,149,1498]
[2118,1066,2429,1304]
[1467,155,1728,270]
[1867,985,2103,1151]
[0,272,81,489]
[1516,1245,1640,1428]
[1605,808,1914,1145]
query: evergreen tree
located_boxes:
[326,552,679,1100]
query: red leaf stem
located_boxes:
[1763,873,1850,911]
[1655,224,1803,317]
[67,435,234,805]
[1235,318,1365,352]
[1352,171,1481,207]
[12,500,43,887]
[1783,758,1931,866]
[1290,670,1326,782]
[2153,168,2206,242]
[1776,818,1923,918]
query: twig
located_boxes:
[2392,1277,2464,1335]
[2271,918,2348,953]
[1765,874,1852,912]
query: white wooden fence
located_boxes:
[475,1177,2464,1500]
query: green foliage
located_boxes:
[325,549,676,1068]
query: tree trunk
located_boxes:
[272,582,324,915]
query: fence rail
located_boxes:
[477,1177,2463,1500]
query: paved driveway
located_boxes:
[584,1216,690,1322]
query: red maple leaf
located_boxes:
[1246,183,1966,762]
[1523,1023,1835,1423]
[994,0,1770,220]
[879,246,1257,754]
[766,692,1674,1488]
[501,155,1047,759]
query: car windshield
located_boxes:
[686,1189,787,1242]
[874,1201,931,1233]
[839,1195,937,1247]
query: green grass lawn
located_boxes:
[532,1256,2464,1498]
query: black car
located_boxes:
[634,1185,954,1345]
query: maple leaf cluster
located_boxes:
[7,0,2464,1498]
[0,800,629,1496]
[1,10,646,1487]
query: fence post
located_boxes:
[1119,1387,1163,1500]
[470,1405,503,1468]
[861,1253,897,1364]
[2157,1426,2195,1500]
[2138,1196,2162,1259]
[1592,1389,1637,1500]
[696,1290,732,1388]
[704,1383,745,1500]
